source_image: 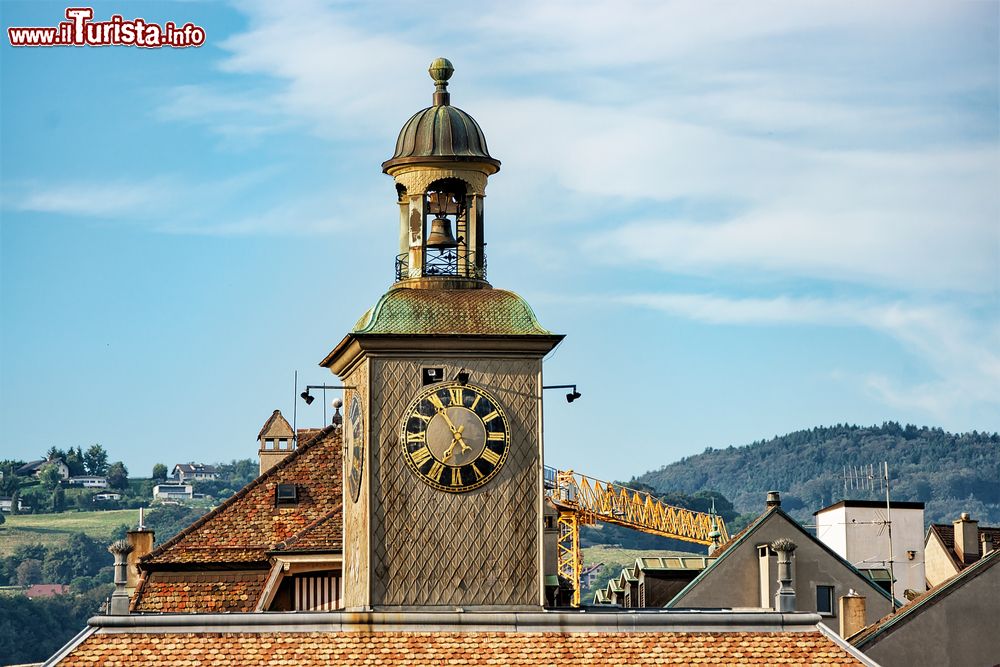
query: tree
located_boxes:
[64,448,85,476]
[0,511,5,526]
[15,559,43,586]
[43,533,108,583]
[50,485,66,513]
[106,462,129,490]
[83,444,108,476]
[45,446,65,462]
[151,463,168,481]
[37,463,64,490]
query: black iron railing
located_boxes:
[395,249,486,281]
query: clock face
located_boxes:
[401,381,510,493]
[347,393,364,502]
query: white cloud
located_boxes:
[12,180,169,218]
[623,291,1000,415]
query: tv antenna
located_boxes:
[843,461,898,610]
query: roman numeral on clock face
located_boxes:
[428,393,445,411]
[487,430,505,441]
[410,446,433,467]
[448,387,464,406]
[428,460,445,483]
[451,467,462,487]
[406,430,426,443]
[480,447,501,466]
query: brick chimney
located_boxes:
[839,590,867,638]
[258,409,295,475]
[953,512,979,564]
[126,507,154,596]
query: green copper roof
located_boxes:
[352,287,552,336]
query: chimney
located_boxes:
[766,491,781,509]
[953,512,979,564]
[981,532,994,557]
[108,539,134,615]
[126,508,154,595]
[839,589,867,638]
[771,538,797,612]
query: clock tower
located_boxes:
[322,59,563,610]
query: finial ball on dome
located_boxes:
[429,57,454,84]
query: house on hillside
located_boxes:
[171,463,220,483]
[664,492,896,637]
[68,475,109,488]
[16,458,70,479]
[24,583,69,598]
[0,496,25,512]
[924,511,999,588]
[850,549,1000,667]
[152,483,193,502]
[94,492,122,501]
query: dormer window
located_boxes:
[276,484,298,505]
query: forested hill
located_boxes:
[632,423,1000,526]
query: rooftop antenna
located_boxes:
[842,460,897,610]
[843,463,884,495]
[883,461,897,611]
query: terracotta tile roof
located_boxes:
[56,630,866,666]
[132,571,268,613]
[928,522,1000,569]
[24,583,69,597]
[274,505,344,552]
[850,549,1000,648]
[143,426,342,566]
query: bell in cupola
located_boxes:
[426,216,459,249]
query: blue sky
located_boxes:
[1,0,997,483]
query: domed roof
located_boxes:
[351,287,551,336]
[382,58,500,174]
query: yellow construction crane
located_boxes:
[546,467,730,606]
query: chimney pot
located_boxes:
[771,538,797,612]
[107,539,134,616]
[766,491,781,508]
[982,532,994,556]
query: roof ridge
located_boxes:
[142,425,340,564]
[273,503,344,551]
[851,548,1000,647]
[665,506,895,608]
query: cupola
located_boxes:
[383,58,500,289]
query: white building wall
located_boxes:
[816,503,925,599]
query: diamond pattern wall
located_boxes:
[341,360,371,608]
[369,355,542,607]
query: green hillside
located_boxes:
[0,510,139,557]
[633,423,1000,526]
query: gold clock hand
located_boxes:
[441,425,465,461]
[435,405,462,436]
